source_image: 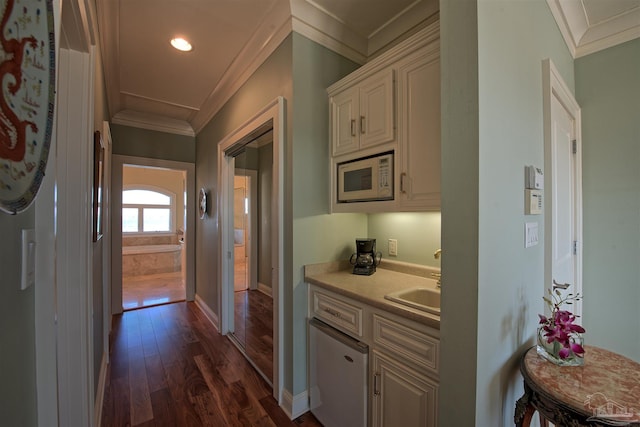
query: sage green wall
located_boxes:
[367,213,441,267]
[0,209,37,426]
[291,32,363,394]
[440,0,574,425]
[195,35,293,331]
[576,38,640,362]
[111,124,196,163]
[476,1,573,425]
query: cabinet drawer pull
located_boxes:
[360,116,365,134]
[324,308,341,318]
[400,172,407,193]
[350,119,356,137]
[373,373,380,396]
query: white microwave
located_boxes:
[337,152,393,203]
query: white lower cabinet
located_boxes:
[371,350,438,427]
[308,285,439,426]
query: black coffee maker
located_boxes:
[350,238,382,275]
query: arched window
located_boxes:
[122,187,175,233]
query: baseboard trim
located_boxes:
[281,388,309,420]
[195,293,219,332]
[257,282,273,297]
[94,352,108,427]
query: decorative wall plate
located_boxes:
[198,187,207,219]
[0,0,56,214]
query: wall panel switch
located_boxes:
[21,229,36,290]
[388,239,398,256]
[525,222,539,248]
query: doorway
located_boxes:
[230,134,274,382]
[543,59,583,318]
[121,164,188,310]
[111,155,196,315]
[218,97,285,403]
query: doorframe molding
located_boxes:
[111,155,196,314]
[542,58,583,318]
[218,97,285,404]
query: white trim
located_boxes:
[218,97,285,405]
[101,121,113,368]
[55,45,94,427]
[112,155,196,313]
[542,58,583,319]
[258,282,273,297]
[111,110,195,137]
[281,388,310,420]
[546,0,640,58]
[195,294,220,332]
[94,352,108,427]
[190,5,291,133]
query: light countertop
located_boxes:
[304,259,441,329]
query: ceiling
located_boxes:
[95,0,638,137]
[547,0,640,57]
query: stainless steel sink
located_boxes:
[384,287,441,315]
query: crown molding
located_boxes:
[112,110,195,137]
[547,0,640,58]
[190,1,291,134]
[95,0,122,118]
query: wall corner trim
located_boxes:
[281,388,309,420]
[195,294,220,331]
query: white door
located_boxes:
[543,59,583,318]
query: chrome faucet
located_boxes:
[432,248,442,287]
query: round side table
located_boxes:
[515,345,640,426]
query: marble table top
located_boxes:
[523,345,640,423]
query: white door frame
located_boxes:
[111,155,196,314]
[218,97,285,403]
[542,58,583,318]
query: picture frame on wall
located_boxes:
[93,130,105,242]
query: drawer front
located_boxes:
[373,314,439,375]
[312,290,363,337]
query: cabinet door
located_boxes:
[397,52,441,210]
[372,350,437,427]
[359,68,395,150]
[331,87,359,156]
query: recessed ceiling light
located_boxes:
[170,37,192,52]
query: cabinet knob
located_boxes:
[350,119,356,137]
[373,372,381,396]
[360,116,365,134]
[400,172,407,193]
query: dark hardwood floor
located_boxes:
[234,289,273,382]
[101,302,321,427]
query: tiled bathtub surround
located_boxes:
[122,234,183,276]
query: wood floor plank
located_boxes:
[129,350,154,426]
[145,354,167,393]
[102,302,322,427]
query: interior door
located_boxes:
[544,60,582,318]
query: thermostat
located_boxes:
[525,189,543,215]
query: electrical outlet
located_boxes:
[388,239,398,256]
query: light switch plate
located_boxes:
[21,229,36,290]
[525,222,539,248]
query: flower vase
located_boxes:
[536,327,585,366]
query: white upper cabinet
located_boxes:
[397,48,441,210]
[330,68,395,156]
[328,21,441,213]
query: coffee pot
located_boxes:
[349,238,382,275]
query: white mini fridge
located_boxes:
[309,317,368,427]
